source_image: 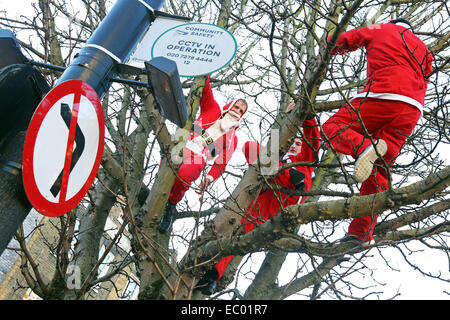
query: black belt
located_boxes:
[191,124,216,157]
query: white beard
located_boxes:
[219,110,240,132]
[187,110,240,156]
[204,110,240,141]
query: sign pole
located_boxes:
[57,0,166,98]
[0,0,166,256]
[0,132,33,256]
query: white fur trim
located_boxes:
[185,140,207,159]
[351,92,423,114]
[222,98,248,116]
[221,100,236,114]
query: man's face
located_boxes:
[230,100,247,118]
[288,138,302,155]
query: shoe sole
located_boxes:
[353,139,387,183]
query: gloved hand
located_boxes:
[289,168,306,190]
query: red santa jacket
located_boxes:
[330,22,433,112]
[273,117,320,205]
[241,117,320,232]
[188,76,245,181]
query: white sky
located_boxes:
[1,0,448,300]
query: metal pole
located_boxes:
[0,0,166,256]
[0,132,32,255]
[57,0,166,99]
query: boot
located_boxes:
[195,268,219,296]
[158,200,177,234]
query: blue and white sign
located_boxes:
[151,22,237,77]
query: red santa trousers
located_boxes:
[322,97,421,240]
[213,190,295,279]
[213,192,293,280]
[168,148,206,204]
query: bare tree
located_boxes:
[0,0,448,300]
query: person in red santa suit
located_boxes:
[195,100,320,295]
[322,18,433,245]
[158,76,248,233]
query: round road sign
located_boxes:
[22,80,104,217]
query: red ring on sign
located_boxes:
[22,80,104,217]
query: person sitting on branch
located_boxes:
[195,100,320,295]
[158,75,249,233]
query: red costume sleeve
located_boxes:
[329,25,373,55]
[199,76,221,122]
[242,140,261,165]
[295,117,320,163]
[274,117,320,188]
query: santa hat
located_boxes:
[220,99,249,130]
[221,99,249,117]
[389,18,413,32]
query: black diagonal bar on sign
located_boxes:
[50,103,86,198]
